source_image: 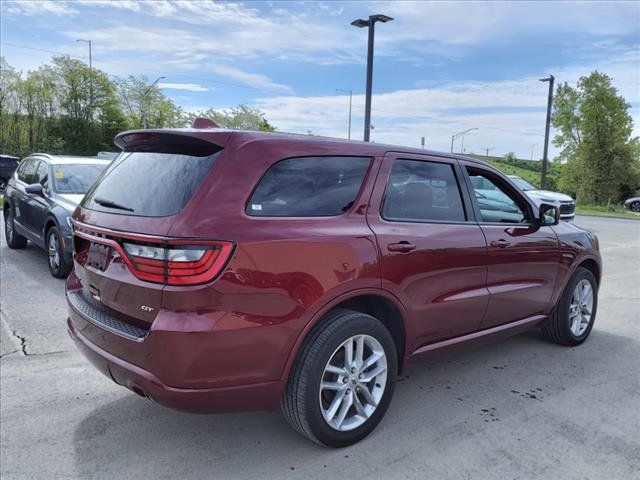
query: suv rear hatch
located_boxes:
[70,130,231,334]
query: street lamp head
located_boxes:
[539,75,554,83]
[351,18,369,28]
[370,14,393,23]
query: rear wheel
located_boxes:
[630,201,640,213]
[281,309,397,447]
[47,226,72,278]
[4,208,27,249]
[542,267,598,346]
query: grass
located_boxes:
[484,160,543,187]
[576,204,640,220]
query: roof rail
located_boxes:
[30,152,54,159]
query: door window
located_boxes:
[466,167,528,224]
[17,159,38,184]
[382,159,466,222]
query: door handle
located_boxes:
[490,239,511,248]
[387,242,416,253]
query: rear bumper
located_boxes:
[68,318,284,413]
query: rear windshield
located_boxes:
[82,152,219,217]
[52,164,108,194]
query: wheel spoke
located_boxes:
[352,392,368,418]
[359,385,377,407]
[335,391,353,428]
[582,286,593,308]
[321,381,345,391]
[355,335,364,370]
[344,339,354,369]
[360,365,386,383]
[325,389,346,421]
[325,364,345,375]
[362,350,383,371]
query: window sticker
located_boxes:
[251,204,262,211]
[55,170,64,179]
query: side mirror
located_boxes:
[25,183,44,196]
[538,202,560,226]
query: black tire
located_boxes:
[46,226,72,278]
[281,309,398,447]
[4,207,27,249]
[0,178,7,195]
[542,267,598,346]
[630,201,640,213]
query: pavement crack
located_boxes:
[11,330,29,355]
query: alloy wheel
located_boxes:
[48,232,60,270]
[569,279,593,336]
[319,334,388,432]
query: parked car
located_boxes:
[3,154,110,277]
[66,128,601,447]
[0,154,20,194]
[623,196,640,212]
[507,175,576,221]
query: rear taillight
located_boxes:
[123,241,234,286]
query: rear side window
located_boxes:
[383,159,466,222]
[83,152,220,217]
[247,156,370,217]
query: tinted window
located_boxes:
[53,164,108,194]
[247,156,370,217]
[17,159,38,184]
[83,152,219,217]
[467,168,528,223]
[382,160,466,222]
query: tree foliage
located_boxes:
[0,56,276,159]
[188,105,275,132]
[552,71,640,203]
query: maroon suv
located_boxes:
[66,127,601,447]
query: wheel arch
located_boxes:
[280,289,409,382]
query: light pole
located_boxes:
[336,89,353,140]
[351,14,393,142]
[76,39,92,105]
[530,143,538,161]
[143,76,165,129]
[540,75,555,189]
[450,128,478,153]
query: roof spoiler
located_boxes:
[192,117,221,129]
[114,131,223,157]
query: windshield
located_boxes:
[510,177,536,191]
[83,151,220,217]
[52,164,108,194]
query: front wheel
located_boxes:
[542,267,598,346]
[281,309,397,447]
[4,208,27,249]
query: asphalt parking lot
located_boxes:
[1,215,639,480]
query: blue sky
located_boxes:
[2,0,639,158]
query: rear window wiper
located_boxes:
[93,196,134,212]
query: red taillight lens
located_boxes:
[122,241,234,286]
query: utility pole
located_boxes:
[336,89,353,139]
[540,75,555,189]
[530,143,538,161]
[451,128,478,153]
[351,14,393,142]
[421,136,425,149]
[484,147,494,157]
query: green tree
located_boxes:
[189,105,275,131]
[553,71,640,203]
[117,75,186,129]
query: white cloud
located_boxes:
[208,65,293,94]
[158,82,208,92]
[256,51,640,159]
[3,0,78,16]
